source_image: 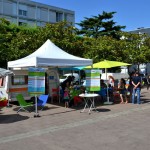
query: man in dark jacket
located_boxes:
[132,72,141,104]
[128,72,135,102]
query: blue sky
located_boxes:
[33,0,150,31]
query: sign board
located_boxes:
[46,68,60,96]
[28,68,45,96]
[85,69,101,92]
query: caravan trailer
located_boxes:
[0,68,60,102]
[0,69,30,101]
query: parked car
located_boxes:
[59,73,80,84]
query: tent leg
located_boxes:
[104,68,113,105]
[34,96,40,117]
[6,95,12,108]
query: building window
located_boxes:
[64,13,67,21]
[18,9,27,16]
[0,78,4,87]
[56,12,63,22]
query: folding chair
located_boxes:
[97,88,107,103]
[16,94,33,113]
[37,95,49,110]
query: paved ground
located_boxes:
[0,87,150,150]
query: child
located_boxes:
[64,82,70,108]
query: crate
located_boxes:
[0,100,8,107]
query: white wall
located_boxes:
[101,73,129,80]
[49,10,56,23]
[40,8,48,21]
[27,6,36,19]
[3,0,13,15]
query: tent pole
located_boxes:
[79,70,81,84]
[106,68,109,102]
[104,68,113,105]
[34,95,40,117]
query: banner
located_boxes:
[85,69,101,92]
[28,68,45,96]
[46,68,60,96]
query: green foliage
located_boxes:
[0,17,150,70]
[118,32,150,64]
[0,20,90,68]
[0,18,39,68]
[83,31,150,65]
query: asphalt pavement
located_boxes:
[0,87,150,150]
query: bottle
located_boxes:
[85,90,87,95]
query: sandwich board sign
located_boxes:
[85,69,101,92]
[28,68,45,96]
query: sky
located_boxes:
[33,0,150,31]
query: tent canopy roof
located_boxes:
[8,39,92,68]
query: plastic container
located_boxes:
[0,100,8,107]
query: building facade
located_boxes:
[0,0,75,26]
[129,27,150,36]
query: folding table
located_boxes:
[79,93,99,114]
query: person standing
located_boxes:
[108,75,115,102]
[146,75,150,90]
[132,72,141,104]
[108,75,115,88]
[63,82,70,108]
[128,72,135,102]
[118,78,128,104]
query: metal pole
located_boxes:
[34,95,40,117]
[104,68,113,105]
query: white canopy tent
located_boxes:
[7,39,92,117]
[8,39,92,68]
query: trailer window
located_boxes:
[12,75,28,85]
[0,78,4,87]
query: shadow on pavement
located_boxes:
[141,98,150,104]
[13,105,59,112]
[0,114,29,124]
[141,90,149,94]
[96,108,111,112]
[42,109,77,117]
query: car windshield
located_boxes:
[60,75,67,79]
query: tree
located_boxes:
[119,32,150,64]
[0,18,18,68]
[0,20,91,68]
[0,18,39,68]
[83,31,150,69]
[144,37,150,62]
[1,18,150,70]
[83,36,122,63]
[76,11,126,39]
